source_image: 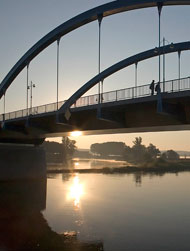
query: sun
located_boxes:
[70,131,82,137]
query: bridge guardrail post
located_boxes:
[132,87,134,99]
[172,80,173,92]
[116,90,117,101]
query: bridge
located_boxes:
[1,0,190,146]
[0,75,190,145]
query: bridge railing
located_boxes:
[0,76,190,122]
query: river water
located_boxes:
[1,160,190,250]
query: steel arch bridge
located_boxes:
[1,0,190,145]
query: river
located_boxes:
[1,159,190,250]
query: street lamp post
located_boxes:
[160,37,174,92]
[28,81,36,114]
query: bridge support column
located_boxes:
[0,144,46,181]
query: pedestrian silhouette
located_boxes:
[149,80,155,95]
[155,82,161,95]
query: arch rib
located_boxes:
[1,0,190,98]
[58,41,190,114]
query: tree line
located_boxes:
[90,137,179,164]
[43,136,76,163]
[42,136,180,165]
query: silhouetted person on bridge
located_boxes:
[155,82,161,95]
[149,80,155,95]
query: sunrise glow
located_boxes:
[70,131,82,137]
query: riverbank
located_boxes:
[47,159,190,174]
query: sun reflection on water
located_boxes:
[69,175,84,208]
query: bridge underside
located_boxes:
[0,91,190,144]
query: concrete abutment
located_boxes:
[0,144,46,181]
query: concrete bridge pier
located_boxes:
[0,144,46,181]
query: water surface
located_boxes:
[1,162,190,251]
[44,171,190,251]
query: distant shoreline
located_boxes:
[47,160,190,174]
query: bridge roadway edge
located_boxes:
[1,90,190,141]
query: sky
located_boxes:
[1,0,190,150]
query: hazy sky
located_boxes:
[1,0,190,150]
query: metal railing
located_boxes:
[0,76,190,122]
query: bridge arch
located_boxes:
[58,41,190,114]
[1,0,190,98]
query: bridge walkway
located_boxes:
[0,76,190,122]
